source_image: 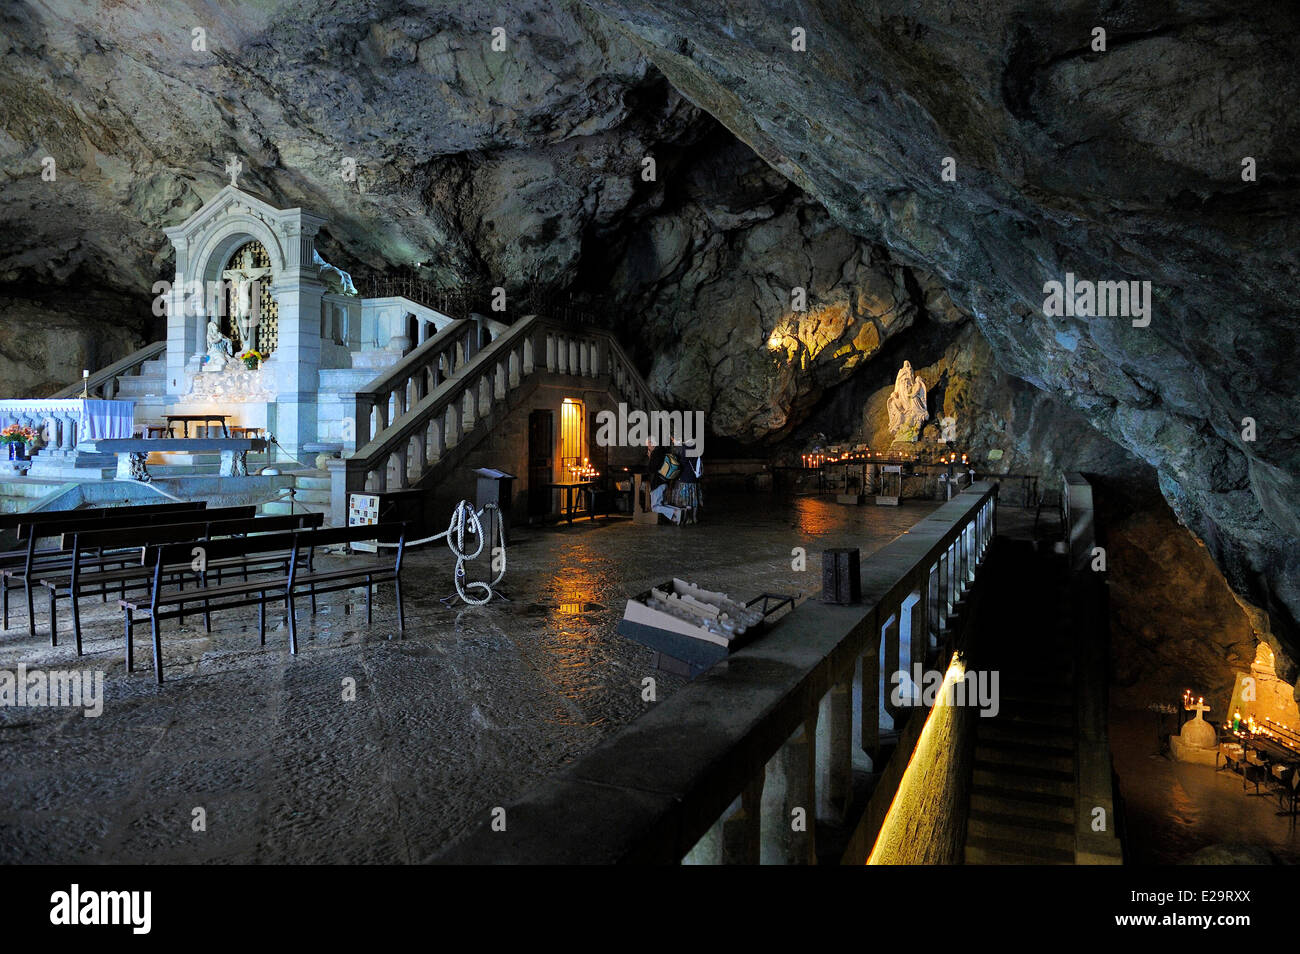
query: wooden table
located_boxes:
[547,481,595,524]
[165,414,229,438]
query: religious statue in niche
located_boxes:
[204,319,233,373]
[887,360,929,442]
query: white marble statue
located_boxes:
[222,264,271,351]
[204,319,233,372]
[887,360,929,441]
[232,275,255,348]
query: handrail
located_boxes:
[355,318,472,404]
[352,316,539,464]
[50,340,166,400]
[435,482,999,864]
[352,318,477,448]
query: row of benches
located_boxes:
[0,501,406,683]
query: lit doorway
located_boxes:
[560,398,585,473]
[560,398,586,518]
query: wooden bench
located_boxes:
[41,512,325,654]
[3,505,254,638]
[124,523,406,683]
[0,501,204,552]
[87,438,269,480]
[0,500,203,534]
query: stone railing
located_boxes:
[352,318,478,448]
[435,482,998,864]
[50,340,166,400]
[331,316,662,512]
[1061,472,1124,864]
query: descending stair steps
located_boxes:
[261,471,330,514]
[962,538,1081,864]
[109,358,169,422]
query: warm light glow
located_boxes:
[560,398,584,475]
[867,653,966,865]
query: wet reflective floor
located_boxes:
[1111,707,1300,864]
[0,492,938,863]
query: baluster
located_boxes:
[355,397,373,447]
[928,563,941,647]
[857,638,881,766]
[967,523,977,581]
[413,433,426,477]
[443,405,458,449]
[428,420,443,462]
[881,611,902,724]
[815,678,854,824]
[909,581,929,672]
[461,386,476,434]
[760,716,817,864]
[950,541,960,608]
[683,776,762,865]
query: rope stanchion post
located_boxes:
[374,499,508,606]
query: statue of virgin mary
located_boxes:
[887,361,929,440]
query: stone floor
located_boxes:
[0,492,939,863]
[1110,706,1300,864]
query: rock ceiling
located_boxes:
[0,0,1296,659]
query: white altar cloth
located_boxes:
[78,399,135,440]
[0,398,135,443]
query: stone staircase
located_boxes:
[963,539,1081,864]
[338,315,660,512]
[108,357,169,424]
[261,470,331,515]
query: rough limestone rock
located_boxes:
[577,0,1300,658]
[0,0,1297,668]
[0,289,150,397]
[592,135,941,441]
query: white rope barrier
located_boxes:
[120,479,186,501]
[374,500,505,606]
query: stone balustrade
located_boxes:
[435,482,998,864]
[352,318,480,448]
[331,316,663,519]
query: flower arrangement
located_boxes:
[240,349,265,370]
[0,425,39,445]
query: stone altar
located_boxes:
[1170,697,1219,765]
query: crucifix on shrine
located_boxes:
[222,261,272,353]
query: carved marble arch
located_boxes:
[221,240,279,356]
